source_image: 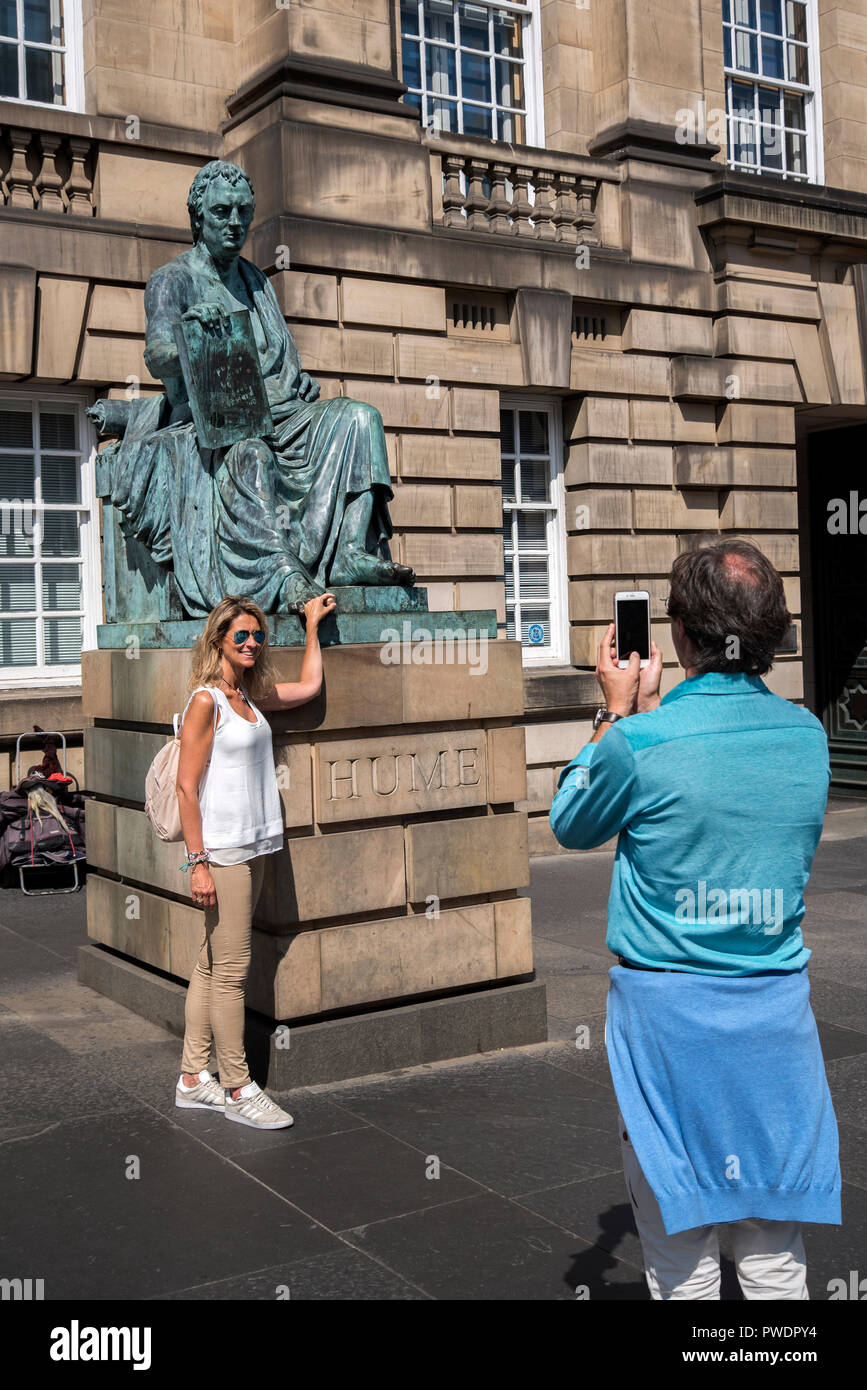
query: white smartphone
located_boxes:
[615,590,651,669]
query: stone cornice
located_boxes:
[0,100,220,158]
[223,55,416,133]
[696,173,867,247]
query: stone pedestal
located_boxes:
[79,599,546,1085]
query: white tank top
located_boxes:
[181,685,284,863]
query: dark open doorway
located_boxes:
[805,423,867,795]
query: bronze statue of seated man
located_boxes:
[88,159,414,617]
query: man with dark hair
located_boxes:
[550,539,841,1299]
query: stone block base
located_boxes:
[77,944,548,1087]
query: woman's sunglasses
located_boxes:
[231,629,265,646]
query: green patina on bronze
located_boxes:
[88,160,415,619]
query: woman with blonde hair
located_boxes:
[174,590,335,1128]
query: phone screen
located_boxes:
[616,598,650,661]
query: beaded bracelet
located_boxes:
[180,849,212,873]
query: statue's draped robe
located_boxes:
[105,249,394,616]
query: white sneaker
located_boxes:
[224,1081,294,1129]
[175,1069,225,1110]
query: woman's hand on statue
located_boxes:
[297,372,321,402]
[182,302,230,335]
[303,592,337,627]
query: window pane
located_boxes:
[401,0,420,36]
[761,123,784,167]
[787,41,808,83]
[786,128,807,174]
[42,561,81,611]
[784,93,805,129]
[733,0,755,24]
[0,511,35,557]
[0,1,17,38]
[0,40,17,96]
[731,118,758,163]
[734,28,758,70]
[25,0,62,43]
[496,58,523,109]
[722,0,731,20]
[785,0,807,41]
[759,86,782,123]
[730,81,754,118]
[464,102,493,137]
[516,512,547,551]
[459,2,488,50]
[760,0,783,34]
[519,460,549,503]
[425,0,455,44]
[505,605,515,639]
[0,454,35,501]
[761,35,784,78]
[39,409,77,449]
[461,48,490,103]
[499,108,525,142]
[521,608,550,646]
[402,38,421,88]
[0,562,36,611]
[519,410,549,454]
[499,409,515,454]
[44,614,81,664]
[42,510,80,556]
[0,406,32,448]
[723,26,732,66]
[25,44,64,103]
[41,455,79,503]
[427,42,456,95]
[501,462,516,503]
[428,96,457,133]
[518,558,550,602]
[493,8,521,57]
[0,616,37,665]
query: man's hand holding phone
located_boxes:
[592,624,663,742]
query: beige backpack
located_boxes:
[144,688,219,841]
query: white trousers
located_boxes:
[618,1111,810,1300]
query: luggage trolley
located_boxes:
[13,731,83,895]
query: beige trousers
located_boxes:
[180,857,266,1090]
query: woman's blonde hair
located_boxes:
[187,595,277,702]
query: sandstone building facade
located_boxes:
[1,0,866,851]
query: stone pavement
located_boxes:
[0,797,864,1301]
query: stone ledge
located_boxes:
[523,667,599,715]
[77,944,548,1087]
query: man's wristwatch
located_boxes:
[593,707,626,731]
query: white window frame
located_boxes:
[500,394,568,668]
[0,0,85,113]
[722,0,824,185]
[0,387,101,689]
[399,0,545,148]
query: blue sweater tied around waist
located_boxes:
[550,671,842,1235]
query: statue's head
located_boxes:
[187,161,255,262]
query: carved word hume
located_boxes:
[315,732,488,824]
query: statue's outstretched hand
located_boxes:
[182,302,230,334]
[302,592,337,627]
[297,372,321,402]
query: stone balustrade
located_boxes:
[0,124,97,215]
[428,134,602,245]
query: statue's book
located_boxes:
[173,308,274,450]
